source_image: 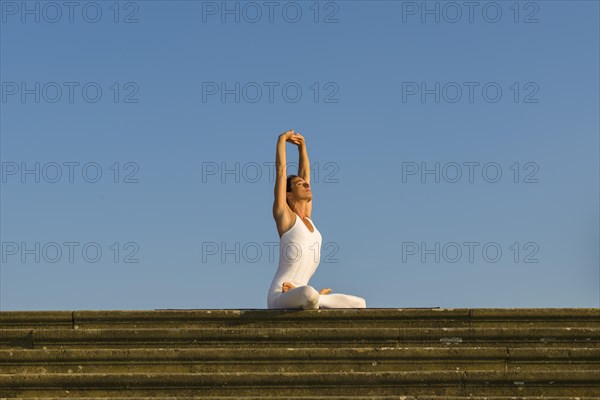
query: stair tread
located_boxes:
[1,397,598,400]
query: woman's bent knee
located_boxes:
[301,286,320,310]
[270,285,320,310]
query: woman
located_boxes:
[266,129,367,310]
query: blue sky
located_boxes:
[1,0,598,310]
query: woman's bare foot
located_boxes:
[283,281,332,295]
[282,281,296,292]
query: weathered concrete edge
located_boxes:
[0,308,598,325]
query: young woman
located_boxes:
[266,129,367,310]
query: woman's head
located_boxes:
[286,175,311,208]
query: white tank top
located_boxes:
[267,213,322,307]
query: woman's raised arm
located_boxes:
[294,133,309,186]
[273,130,296,217]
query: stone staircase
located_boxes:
[0,308,598,399]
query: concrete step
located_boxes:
[1,309,598,330]
[2,327,598,349]
[0,370,598,397]
[1,398,599,400]
[0,347,598,374]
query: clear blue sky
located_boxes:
[1,1,598,310]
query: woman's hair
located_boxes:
[286,174,298,192]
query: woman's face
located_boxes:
[289,177,311,200]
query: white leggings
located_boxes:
[269,285,367,310]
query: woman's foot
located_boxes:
[282,281,296,292]
[283,281,332,295]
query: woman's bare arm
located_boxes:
[297,135,310,186]
[292,132,312,217]
[273,130,295,218]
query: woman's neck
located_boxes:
[291,202,308,219]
